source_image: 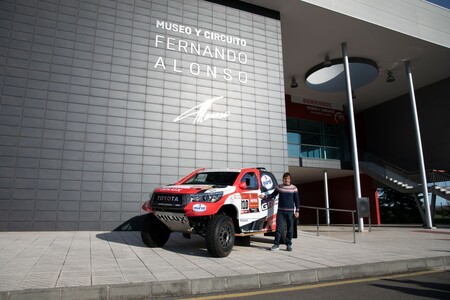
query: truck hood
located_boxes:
[155,184,235,194]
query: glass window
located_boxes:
[287,132,299,143]
[300,133,321,145]
[241,172,258,190]
[323,123,345,135]
[288,132,300,158]
[185,172,239,186]
[323,147,338,159]
[322,135,339,147]
[287,118,299,131]
[287,117,349,162]
[298,119,321,133]
[301,145,322,158]
[288,144,300,157]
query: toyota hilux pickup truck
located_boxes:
[141,167,283,257]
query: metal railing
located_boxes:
[360,152,417,187]
[361,152,450,191]
[300,205,358,243]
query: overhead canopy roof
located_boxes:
[243,0,450,112]
[240,0,450,184]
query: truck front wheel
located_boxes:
[206,214,235,257]
[141,214,171,247]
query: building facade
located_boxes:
[0,0,286,230]
[1,0,449,230]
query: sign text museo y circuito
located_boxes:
[153,20,249,84]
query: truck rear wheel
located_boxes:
[141,214,171,247]
[206,214,235,257]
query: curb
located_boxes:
[1,256,449,300]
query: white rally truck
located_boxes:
[141,167,285,257]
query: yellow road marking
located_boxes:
[181,269,443,300]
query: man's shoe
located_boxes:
[286,245,292,251]
[271,244,279,251]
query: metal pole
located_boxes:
[352,211,356,243]
[431,193,436,226]
[341,42,364,232]
[316,209,320,236]
[413,193,425,223]
[324,170,330,225]
[405,61,433,229]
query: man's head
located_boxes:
[282,172,291,185]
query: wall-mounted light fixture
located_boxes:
[290,76,298,88]
[323,54,332,67]
[386,70,395,83]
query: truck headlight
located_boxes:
[189,192,223,202]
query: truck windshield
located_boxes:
[184,172,240,186]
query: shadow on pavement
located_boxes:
[95,231,212,257]
[113,215,146,231]
[95,231,148,248]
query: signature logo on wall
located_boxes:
[173,96,230,124]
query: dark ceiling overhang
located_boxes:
[242,0,450,113]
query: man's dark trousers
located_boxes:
[274,210,295,246]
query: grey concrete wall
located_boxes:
[0,0,286,230]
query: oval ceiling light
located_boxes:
[305,57,379,92]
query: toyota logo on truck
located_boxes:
[157,195,178,202]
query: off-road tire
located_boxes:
[141,213,171,247]
[206,214,235,257]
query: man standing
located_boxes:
[264,172,300,251]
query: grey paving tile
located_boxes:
[92,270,123,277]
[153,272,187,281]
[92,275,125,285]
[122,273,157,283]
[56,275,91,287]
[18,278,57,290]
[0,274,23,292]
[180,270,214,279]
[120,268,151,275]
[0,226,449,295]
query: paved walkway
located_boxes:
[0,225,449,299]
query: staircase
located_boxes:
[429,185,450,201]
[359,152,450,201]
